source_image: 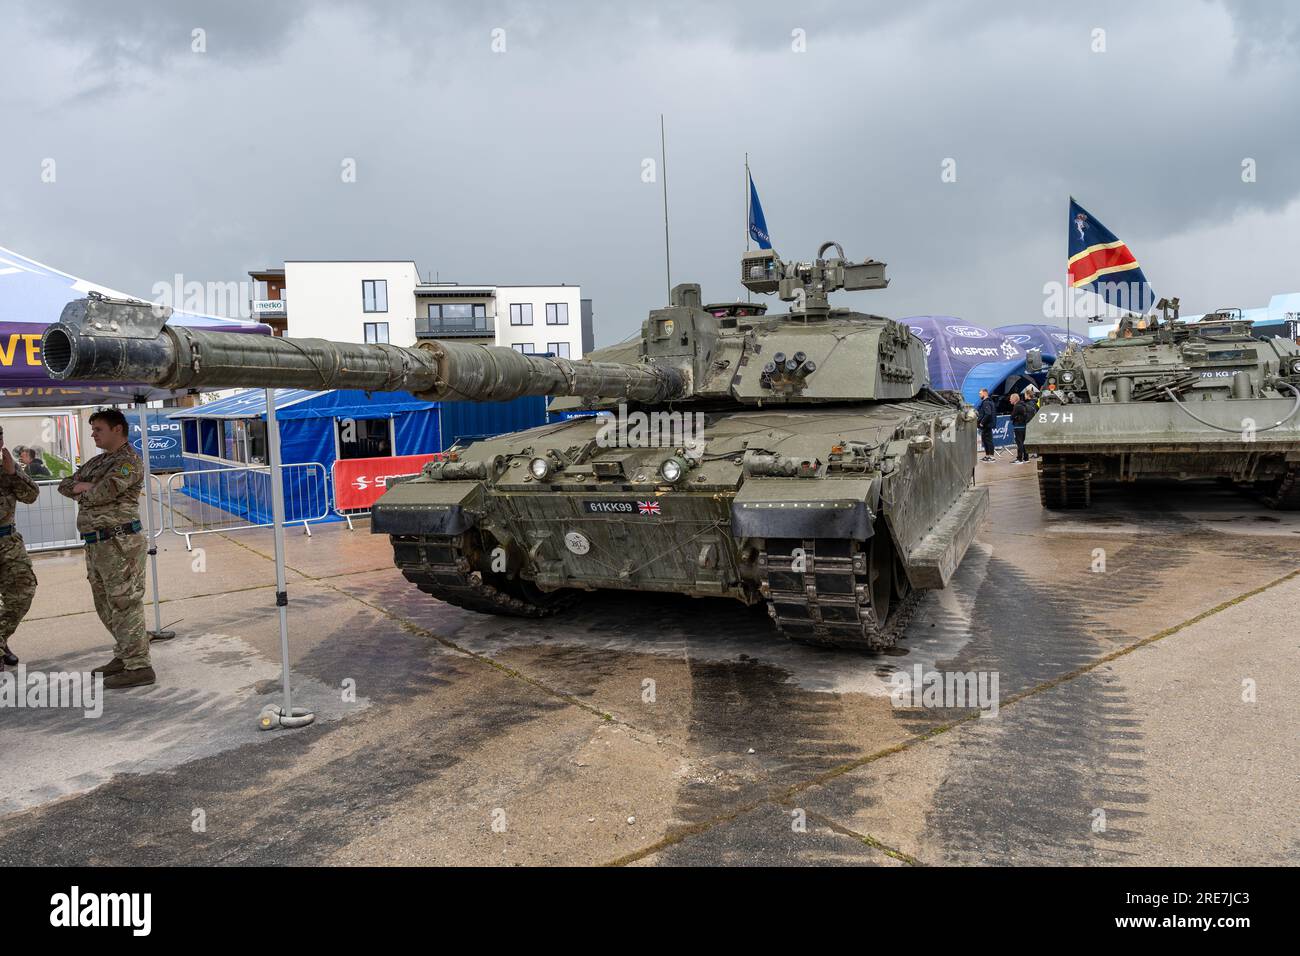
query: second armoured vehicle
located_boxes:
[42,243,988,650]
[1030,299,1300,509]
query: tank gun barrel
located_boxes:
[41,294,685,404]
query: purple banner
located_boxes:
[0,245,270,407]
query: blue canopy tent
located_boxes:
[903,316,1027,401]
[995,323,1090,360]
[0,244,271,407]
[169,388,547,523]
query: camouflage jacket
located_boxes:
[0,465,40,527]
[58,443,143,533]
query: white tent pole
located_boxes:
[259,388,314,731]
[134,397,174,641]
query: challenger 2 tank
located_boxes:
[1030,298,1300,509]
[41,242,988,650]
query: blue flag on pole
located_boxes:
[748,172,772,249]
[1068,198,1155,313]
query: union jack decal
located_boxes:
[637,500,661,515]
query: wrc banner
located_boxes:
[332,453,440,512]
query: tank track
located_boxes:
[758,537,918,651]
[394,533,576,617]
[1256,463,1300,510]
[1038,456,1092,509]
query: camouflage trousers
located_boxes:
[0,534,37,654]
[85,533,150,670]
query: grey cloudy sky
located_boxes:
[2,0,1298,344]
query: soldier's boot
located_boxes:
[93,657,126,676]
[103,665,155,689]
[1,647,17,667]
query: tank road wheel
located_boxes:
[1038,456,1092,509]
[1255,464,1300,511]
[758,530,921,652]
[394,532,578,618]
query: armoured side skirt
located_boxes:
[899,486,988,590]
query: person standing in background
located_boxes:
[1010,392,1034,464]
[977,388,997,462]
[17,446,52,479]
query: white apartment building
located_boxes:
[250,260,591,359]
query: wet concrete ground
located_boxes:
[1,459,1297,865]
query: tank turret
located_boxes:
[44,243,929,410]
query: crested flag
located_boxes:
[748,171,772,250]
[1068,198,1155,313]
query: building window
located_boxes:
[363,322,389,344]
[417,303,488,335]
[199,420,219,457]
[512,343,536,354]
[222,420,248,464]
[244,420,269,465]
[362,280,388,313]
[545,303,569,325]
[509,303,533,326]
[546,342,571,358]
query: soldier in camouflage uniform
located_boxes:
[59,408,154,688]
[0,425,40,669]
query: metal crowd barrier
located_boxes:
[165,462,330,551]
[12,479,82,553]
[145,474,168,539]
[331,457,372,531]
[12,475,172,553]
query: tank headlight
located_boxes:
[528,457,554,480]
[1291,360,1300,374]
[659,456,687,483]
[1060,371,1075,384]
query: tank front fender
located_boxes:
[731,477,879,540]
[371,480,482,536]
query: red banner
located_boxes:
[332,453,440,511]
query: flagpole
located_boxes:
[660,114,671,299]
[745,153,752,302]
[1065,197,1072,342]
[745,154,751,253]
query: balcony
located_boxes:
[415,316,495,338]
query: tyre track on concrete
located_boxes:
[211,517,1300,867]
[604,566,1300,866]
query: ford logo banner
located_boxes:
[128,414,185,471]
